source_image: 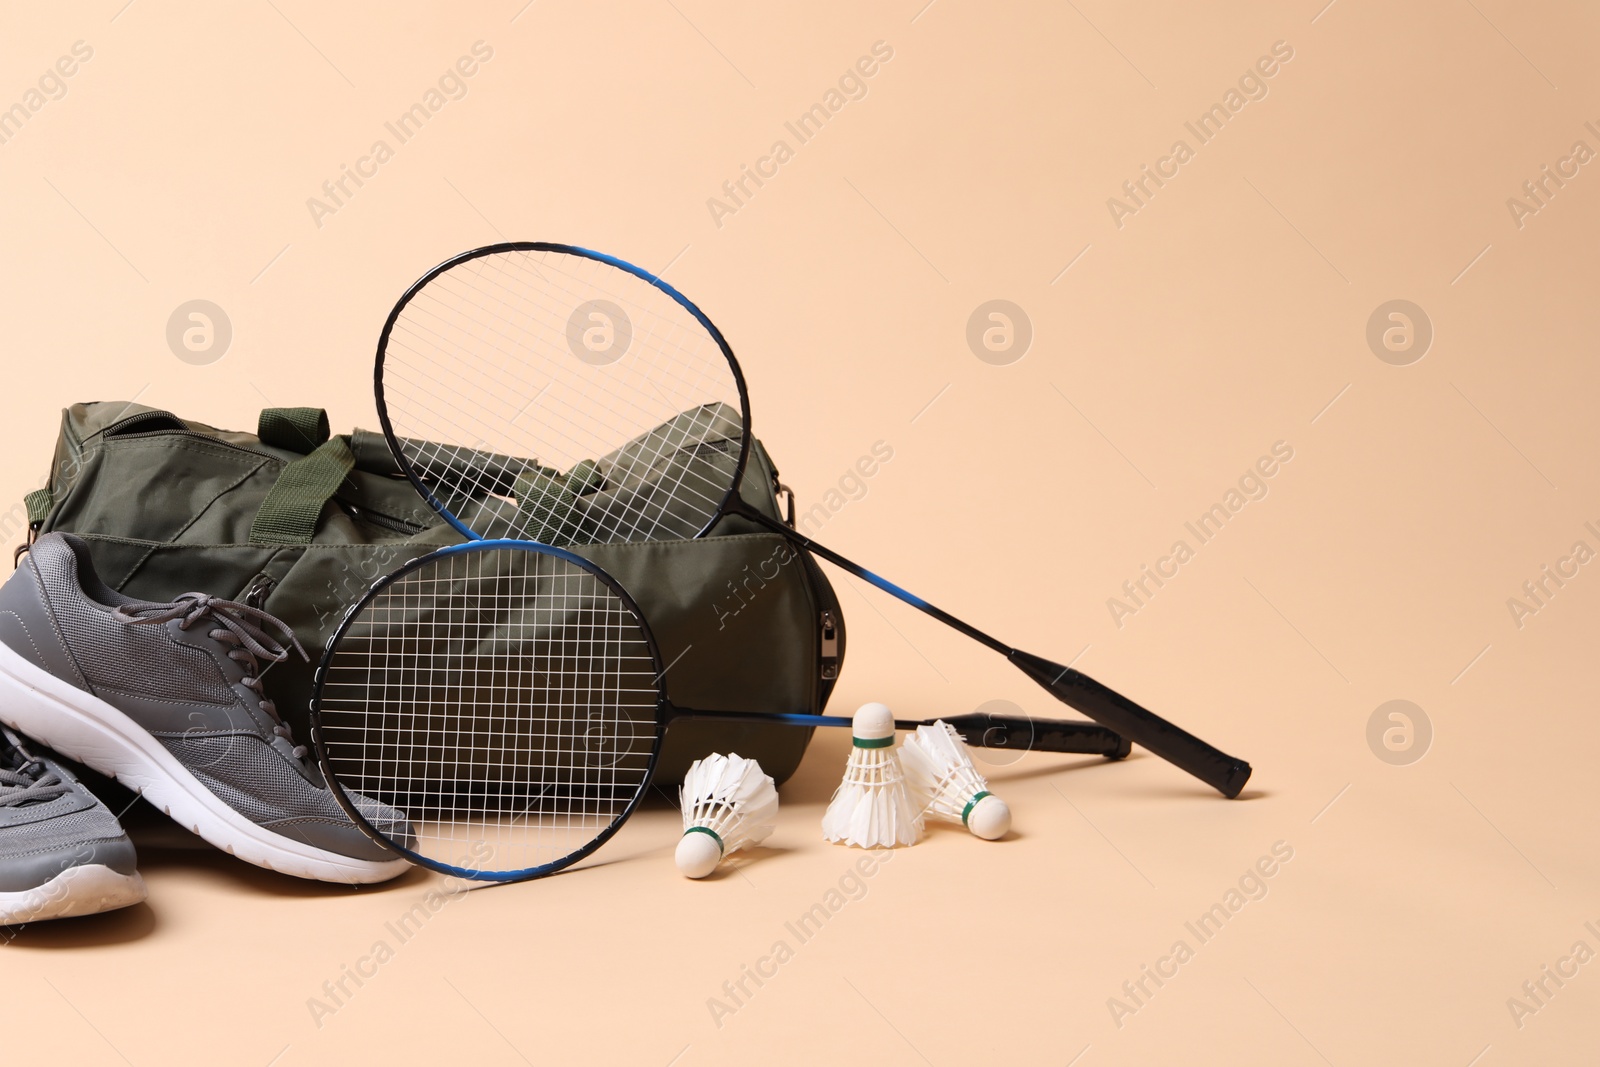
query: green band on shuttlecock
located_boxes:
[961,791,993,827]
[853,736,894,748]
[684,825,725,855]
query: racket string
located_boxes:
[395,251,726,466]
[381,246,746,546]
[320,547,660,875]
[383,328,737,540]
[384,354,734,544]
[383,371,733,544]
[389,353,734,533]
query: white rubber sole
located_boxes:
[0,863,147,925]
[0,638,410,885]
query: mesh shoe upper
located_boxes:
[0,534,412,864]
[38,572,234,704]
[165,733,415,844]
[0,728,137,893]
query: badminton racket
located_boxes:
[374,242,1250,798]
[310,540,1130,881]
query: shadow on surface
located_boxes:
[133,846,431,898]
[2,900,157,949]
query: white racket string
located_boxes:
[317,546,661,875]
[380,246,745,544]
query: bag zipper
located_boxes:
[339,500,430,534]
[103,424,279,462]
[819,610,839,680]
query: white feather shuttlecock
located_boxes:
[821,702,924,848]
[900,721,1012,840]
[676,753,779,879]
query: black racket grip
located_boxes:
[939,714,1131,759]
[1009,650,1252,798]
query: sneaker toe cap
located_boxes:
[263,794,416,865]
[0,834,138,893]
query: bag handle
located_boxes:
[258,407,330,453]
[248,436,355,545]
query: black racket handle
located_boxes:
[673,707,1127,758]
[1009,650,1252,798]
[938,713,1131,759]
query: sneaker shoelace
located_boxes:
[0,736,69,808]
[114,594,312,758]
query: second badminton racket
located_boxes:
[374,242,1250,798]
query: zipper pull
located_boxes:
[819,610,839,680]
[242,574,278,609]
[774,481,795,528]
[13,522,39,567]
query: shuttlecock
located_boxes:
[900,721,1012,840]
[676,753,779,879]
[821,702,924,848]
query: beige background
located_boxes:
[2,1,1598,1064]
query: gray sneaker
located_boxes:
[0,726,146,924]
[0,534,412,884]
